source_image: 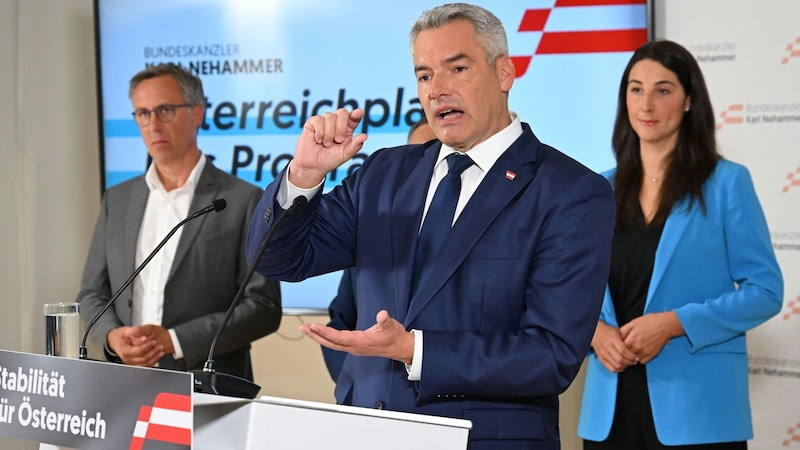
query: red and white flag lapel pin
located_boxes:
[505,170,517,181]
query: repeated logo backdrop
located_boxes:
[661,1,800,448]
[96,0,648,312]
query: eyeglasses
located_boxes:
[132,103,193,126]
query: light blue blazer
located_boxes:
[578,159,783,445]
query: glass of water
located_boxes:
[43,302,80,358]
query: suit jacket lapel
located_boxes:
[405,128,539,325]
[126,181,149,277]
[391,142,439,320]
[168,162,221,281]
[645,197,693,309]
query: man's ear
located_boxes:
[497,55,515,93]
[192,103,205,129]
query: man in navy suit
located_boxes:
[248,3,614,448]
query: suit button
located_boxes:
[375,400,384,410]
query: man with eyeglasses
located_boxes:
[76,63,282,381]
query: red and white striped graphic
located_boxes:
[783,421,800,446]
[781,36,800,65]
[782,167,800,193]
[130,392,192,450]
[783,296,800,320]
[716,103,744,131]
[510,0,648,77]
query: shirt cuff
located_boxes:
[104,338,118,358]
[279,161,323,209]
[168,328,184,360]
[405,329,423,381]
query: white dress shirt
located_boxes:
[133,153,206,361]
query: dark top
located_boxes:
[608,207,664,326]
[322,268,358,381]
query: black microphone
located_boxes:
[191,199,227,218]
[191,195,307,399]
[78,199,227,360]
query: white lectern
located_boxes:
[193,393,472,449]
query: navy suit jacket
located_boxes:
[248,124,614,448]
[322,268,357,381]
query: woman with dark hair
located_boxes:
[577,40,783,449]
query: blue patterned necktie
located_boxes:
[411,153,474,294]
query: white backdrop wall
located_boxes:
[658,1,800,448]
[1,0,101,448]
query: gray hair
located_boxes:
[410,3,508,63]
[128,63,205,106]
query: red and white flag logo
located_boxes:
[783,167,800,193]
[510,0,648,77]
[130,392,192,450]
[781,36,800,65]
[716,103,744,131]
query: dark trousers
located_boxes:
[583,364,747,450]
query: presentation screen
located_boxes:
[95,0,649,314]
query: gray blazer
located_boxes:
[77,160,281,379]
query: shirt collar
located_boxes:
[145,152,206,193]
[436,112,523,172]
